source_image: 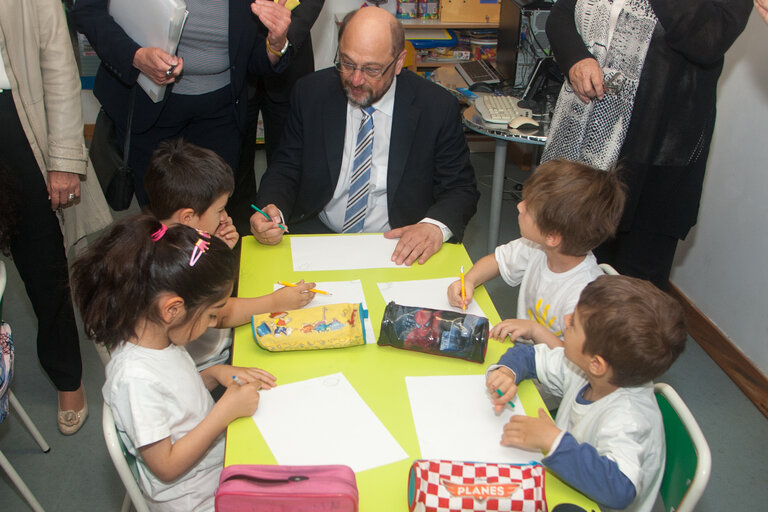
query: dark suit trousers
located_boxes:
[0,90,82,391]
[115,85,241,206]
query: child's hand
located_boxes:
[217,381,262,421]
[501,408,561,453]
[271,280,316,310]
[214,216,239,249]
[229,366,277,390]
[486,366,517,413]
[490,319,537,342]
[447,279,473,309]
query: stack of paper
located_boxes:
[109,0,188,102]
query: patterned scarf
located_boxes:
[542,0,657,169]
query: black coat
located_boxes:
[546,0,752,237]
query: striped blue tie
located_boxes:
[343,106,376,233]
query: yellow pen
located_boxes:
[460,265,466,311]
[277,281,332,295]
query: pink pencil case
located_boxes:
[215,464,359,512]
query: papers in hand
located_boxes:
[108,0,188,102]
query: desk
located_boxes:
[226,236,596,511]
[462,104,548,253]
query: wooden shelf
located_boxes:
[401,18,499,29]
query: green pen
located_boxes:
[496,388,516,408]
[251,204,287,231]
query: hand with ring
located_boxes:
[47,170,81,210]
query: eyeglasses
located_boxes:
[334,55,398,80]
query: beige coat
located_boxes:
[0,0,111,250]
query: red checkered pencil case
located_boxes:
[215,464,359,512]
[408,459,547,512]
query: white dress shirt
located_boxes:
[319,77,452,241]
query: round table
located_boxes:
[462,103,549,252]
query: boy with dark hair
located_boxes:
[448,159,626,348]
[145,138,239,248]
[144,139,316,368]
[487,275,687,512]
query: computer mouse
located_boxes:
[508,116,540,130]
[468,82,495,93]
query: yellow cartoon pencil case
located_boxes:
[251,303,367,351]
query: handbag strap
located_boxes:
[122,86,136,164]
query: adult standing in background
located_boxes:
[0,0,112,434]
[70,0,293,207]
[231,0,326,233]
[251,7,479,266]
[542,0,752,289]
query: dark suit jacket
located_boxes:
[70,0,289,133]
[260,0,324,101]
[257,68,479,242]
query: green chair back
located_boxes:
[656,391,699,511]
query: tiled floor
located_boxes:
[1,151,766,511]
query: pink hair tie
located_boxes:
[151,224,168,242]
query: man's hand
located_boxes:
[249,204,286,245]
[384,223,443,266]
[757,0,768,25]
[568,58,604,103]
[133,47,183,85]
[47,170,81,210]
[501,408,561,453]
[251,0,291,62]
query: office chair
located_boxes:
[654,382,712,512]
[0,261,50,512]
[102,403,150,512]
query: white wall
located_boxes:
[671,11,768,376]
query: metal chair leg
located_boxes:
[8,392,50,453]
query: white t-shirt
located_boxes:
[103,343,224,512]
[495,238,603,338]
[535,345,665,512]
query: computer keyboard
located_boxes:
[455,60,500,86]
[474,94,532,124]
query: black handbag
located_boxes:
[89,88,136,211]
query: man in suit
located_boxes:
[250,7,479,265]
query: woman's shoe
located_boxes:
[58,399,88,435]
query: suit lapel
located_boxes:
[325,79,348,188]
[387,73,419,210]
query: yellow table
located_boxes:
[227,235,596,511]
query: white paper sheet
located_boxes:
[378,277,487,317]
[273,280,375,343]
[290,235,403,271]
[406,375,542,463]
[252,373,408,472]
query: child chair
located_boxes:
[654,382,712,512]
[102,403,150,512]
[1,261,50,512]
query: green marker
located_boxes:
[496,388,516,408]
[251,204,287,231]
